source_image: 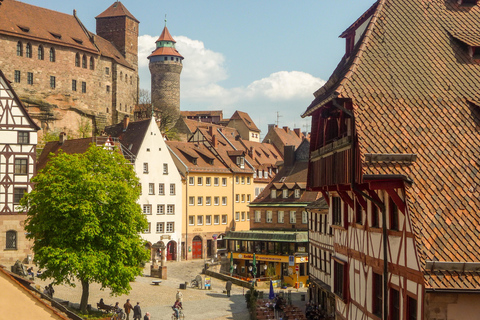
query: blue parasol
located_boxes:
[269,280,275,299]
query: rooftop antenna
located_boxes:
[165,14,167,27]
[275,111,282,126]
[302,120,311,134]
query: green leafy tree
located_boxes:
[21,144,149,313]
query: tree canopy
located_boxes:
[21,144,149,312]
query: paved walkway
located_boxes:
[33,259,308,320]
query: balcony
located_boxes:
[311,135,352,161]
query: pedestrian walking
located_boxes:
[133,302,142,320]
[226,280,232,297]
[124,299,133,320]
[143,312,150,320]
[176,290,183,303]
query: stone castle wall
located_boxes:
[150,62,182,116]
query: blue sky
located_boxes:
[21,0,375,136]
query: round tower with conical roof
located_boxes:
[148,23,184,123]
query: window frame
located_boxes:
[159,183,165,195]
[143,204,152,214]
[13,188,27,205]
[166,222,174,233]
[14,158,28,175]
[18,132,29,144]
[156,222,164,233]
[170,183,175,195]
[167,205,175,214]
[372,272,383,317]
[6,230,17,249]
[157,204,165,215]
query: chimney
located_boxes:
[284,145,295,167]
[283,126,289,133]
[212,134,218,148]
[59,132,66,145]
[123,115,130,131]
[268,124,275,132]
[209,126,214,137]
[294,128,301,138]
[250,146,255,161]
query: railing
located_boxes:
[311,135,352,160]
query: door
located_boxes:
[167,241,176,261]
[192,236,202,259]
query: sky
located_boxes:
[21,0,375,137]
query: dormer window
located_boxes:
[271,189,277,199]
[294,189,301,198]
[282,189,289,199]
[236,156,245,169]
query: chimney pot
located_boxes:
[283,126,289,132]
[294,128,301,138]
[212,134,218,148]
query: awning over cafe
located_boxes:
[224,230,308,243]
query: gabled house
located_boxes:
[105,116,183,261]
[263,124,306,157]
[226,110,261,142]
[0,69,40,266]
[303,0,480,319]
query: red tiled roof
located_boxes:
[148,46,184,59]
[156,26,175,43]
[304,0,480,289]
[91,33,133,69]
[104,118,151,157]
[95,1,139,23]
[167,141,231,173]
[229,110,260,132]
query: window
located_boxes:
[236,177,239,184]
[197,196,203,206]
[189,196,194,205]
[15,159,28,174]
[222,178,227,186]
[290,211,296,224]
[50,76,55,89]
[259,171,263,178]
[82,82,86,93]
[18,132,29,144]
[82,54,87,68]
[17,41,23,56]
[356,200,363,224]
[247,194,251,202]
[390,197,399,230]
[294,189,301,198]
[236,156,245,169]
[106,85,110,93]
[332,197,342,226]
[163,163,168,174]
[271,189,276,199]
[390,288,400,320]
[255,188,260,196]
[206,215,212,225]
[145,223,151,233]
[235,194,240,202]
[49,48,55,62]
[214,215,220,225]
[148,183,154,195]
[247,177,251,184]
[214,177,219,186]
[38,45,44,60]
[105,67,110,75]
[159,183,165,195]
[222,215,227,224]
[206,177,211,186]
[214,196,219,206]
[189,177,194,185]
[278,211,284,223]
[371,203,379,228]
[235,212,240,221]
[75,53,80,67]
[6,230,17,249]
[120,72,123,81]
[222,197,227,206]
[373,272,382,317]
[156,222,164,233]
[334,260,346,299]
[283,189,289,198]
[26,43,32,58]
[167,205,175,214]
[241,211,246,221]
[266,210,273,223]
[189,216,195,225]
[13,188,27,204]
[241,177,245,184]
[157,205,165,214]
[72,80,77,91]
[241,194,245,202]
[143,163,148,173]
[90,57,94,70]
[143,204,152,214]
[255,210,261,223]
[302,211,308,224]
[407,297,417,320]
[14,70,20,83]
[166,222,174,232]
[197,177,203,185]
[170,184,175,195]
[206,197,211,206]
[197,216,203,225]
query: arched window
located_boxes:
[89,57,94,70]
[82,54,87,68]
[38,45,44,60]
[75,53,80,67]
[6,230,17,249]
[49,48,55,62]
[17,41,23,56]
[26,43,32,58]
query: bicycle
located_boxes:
[110,309,126,320]
[171,307,185,320]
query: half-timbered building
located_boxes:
[303,0,480,319]
[0,69,40,265]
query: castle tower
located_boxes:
[148,24,184,122]
[95,1,139,70]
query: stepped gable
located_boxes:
[303,0,480,290]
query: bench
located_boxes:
[97,303,115,313]
[152,280,162,285]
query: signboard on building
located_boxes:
[289,255,295,266]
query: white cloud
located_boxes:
[138,34,325,134]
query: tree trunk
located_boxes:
[80,279,89,313]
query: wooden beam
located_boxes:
[352,190,367,210]
[385,188,406,214]
[321,190,330,206]
[368,180,404,190]
[338,190,354,209]
[367,189,384,207]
